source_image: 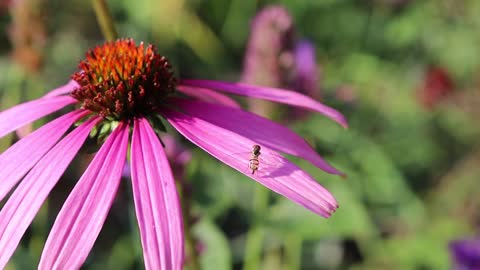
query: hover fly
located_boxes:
[225,144,282,177]
[249,144,261,175]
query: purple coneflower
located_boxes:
[0,38,346,269]
[241,5,295,117]
[241,5,294,88]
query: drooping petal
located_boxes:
[0,117,99,269]
[173,99,342,175]
[0,95,77,139]
[0,110,88,202]
[39,122,128,269]
[130,118,184,270]
[42,80,79,98]
[180,79,347,128]
[177,85,241,108]
[163,109,338,217]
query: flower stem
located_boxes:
[91,0,118,41]
[243,185,269,270]
[243,226,264,270]
[284,234,302,270]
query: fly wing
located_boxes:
[254,152,284,178]
[223,150,252,173]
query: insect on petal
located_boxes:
[163,108,338,217]
[172,99,343,175]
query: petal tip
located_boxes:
[338,115,349,129]
[322,206,338,218]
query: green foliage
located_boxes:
[194,219,232,270]
[1,0,479,269]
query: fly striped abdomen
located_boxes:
[249,158,260,174]
[224,144,282,177]
[249,144,261,174]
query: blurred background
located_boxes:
[1,0,480,269]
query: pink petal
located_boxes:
[173,99,342,175]
[0,95,77,139]
[177,85,241,108]
[0,117,99,269]
[163,109,338,217]
[0,110,88,202]
[180,79,347,128]
[130,118,184,270]
[42,80,79,98]
[39,122,129,269]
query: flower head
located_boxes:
[0,38,347,269]
[450,238,480,270]
[417,66,455,109]
[71,39,176,119]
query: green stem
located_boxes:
[284,234,302,270]
[243,185,269,270]
[91,0,118,41]
[177,181,201,270]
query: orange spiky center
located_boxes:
[71,39,176,120]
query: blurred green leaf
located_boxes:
[267,180,376,240]
[193,218,232,270]
[362,217,469,270]
[187,150,235,218]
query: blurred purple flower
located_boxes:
[0,38,346,269]
[294,40,321,100]
[242,5,324,118]
[450,238,480,270]
[162,135,192,170]
[241,5,295,116]
[241,5,294,87]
